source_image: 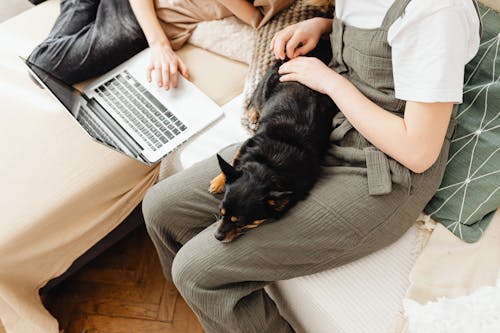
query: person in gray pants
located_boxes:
[142,0,480,331]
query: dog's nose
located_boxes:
[214,230,226,241]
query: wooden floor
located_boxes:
[42,225,204,333]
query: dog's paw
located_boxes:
[248,106,260,125]
[243,106,260,131]
[209,173,226,193]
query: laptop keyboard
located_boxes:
[94,70,187,151]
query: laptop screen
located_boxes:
[24,59,81,117]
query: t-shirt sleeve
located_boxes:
[387,1,480,103]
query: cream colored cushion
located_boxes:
[189,16,255,64]
[267,226,419,333]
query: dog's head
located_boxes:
[214,154,293,243]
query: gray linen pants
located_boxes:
[142,138,449,333]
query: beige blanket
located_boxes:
[0,3,158,333]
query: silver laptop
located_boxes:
[24,49,223,165]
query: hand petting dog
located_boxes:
[278,56,335,95]
[270,17,333,60]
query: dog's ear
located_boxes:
[267,191,293,212]
[217,154,241,183]
[262,62,282,100]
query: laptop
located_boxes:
[23,49,223,165]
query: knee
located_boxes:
[171,245,213,298]
[142,184,170,235]
[27,42,51,69]
[27,41,76,84]
[142,180,190,236]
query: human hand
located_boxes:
[147,42,189,90]
[270,17,331,60]
[278,56,337,95]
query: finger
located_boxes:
[279,73,299,82]
[293,39,316,58]
[270,34,276,51]
[170,63,178,88]
[278,59,298,74]
[155,65,163,87]
[285,35,302,59]
[278,63,289,75]
[162,64,170,90]
[273,33,283,59]
[178,59,189,79]
[147,63,154,82]
[274,30,292,60]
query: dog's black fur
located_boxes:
[210,41,339,242]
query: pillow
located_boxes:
[189,16,255,64]
[242,0,330,131]
[423,4,500,242]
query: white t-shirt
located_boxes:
[334,0,481,103]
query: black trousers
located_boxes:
[28,0,147,84]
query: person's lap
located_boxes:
[142,120,451,333]
[142,141,422,332]
[143,142,417,284]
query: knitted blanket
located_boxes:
[242,0,329,131]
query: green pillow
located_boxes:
[424,4,500,243]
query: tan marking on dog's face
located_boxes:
[268,199,288,211]
[220,208,226,216]
[230,216,239,223]
[222,228,242,243]
[221,219,267,243]
[275,199,289,212]
[241,219,266,230]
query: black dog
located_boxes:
[209,42,339,243]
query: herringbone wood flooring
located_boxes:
[43,225,204,333]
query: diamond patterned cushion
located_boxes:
[424,4,500,242]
